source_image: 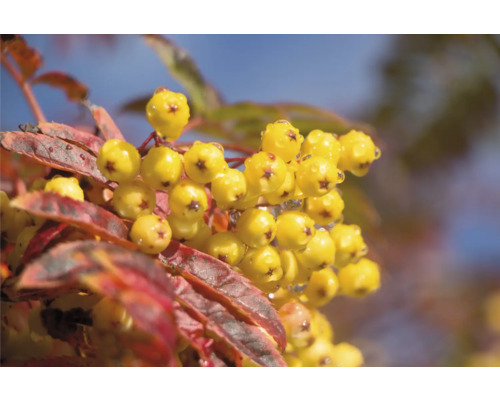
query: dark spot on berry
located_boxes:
[320,210,332,219]
[218,254,228,262]
[196,160,207,171]
[265,229,273,240]
[139,199,149,210]
[161,181,170,188]
[300,320,311,332]
[168,104,178,114]
[157,231,165,239]
[281,191,289,198]
[149,245,154,249]
[268,153,276,160]
[317,288,327,298]
[235,193,244,200]
[105,161,115,172]
[319,356,332,366]
[319,179,330,189]
[266,268,275,276]
[48,147,54,152]
[262,168,274,180]
[359,161,370,168]
[66,144,73,150]
[304,226,312,236]
[318,262,328,269]
[355,287,369,296]
[187,200,200,211]
[287,131,297,141]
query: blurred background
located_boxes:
[2,34,500,366]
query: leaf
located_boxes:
[340,182,381,229]
[22,221,69,265]
[32,71,88,102]
[1,35,42,79]
[172,275,286,367]
[160,241,286,350]
[37,122,104,155]
[2,356,101,367]
[0,131,109,185]
[143,34,222,114]
[84,102,125,141]
[119,94,150,114]
[11,191,137,250]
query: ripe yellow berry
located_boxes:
[206,231,246,266]
[168,179,208,221]
[330,223,367,268]
[183,222,212,251]
[140,146,183,191]
[279,301,313,349]
[338,130,380,177]
[338,258,380,297]
[294,230,335,271]
[184,142,227,184]
[330,342,364,367]
[146,88,190,141]
[96,139,140,183]
[310,309,334,342]
[238,245,282,283]
[304,190,345,225]
[296,155,343,197]
[243,152,286,195]
[275,211,316,250]
[303,268,339,307]
[302,129,341,164]
[211,168,247,209]
[166,213,202,241]
[261,120,303,162]
[92,297,133,332]
[231,185,260,210]
[297,336,336,367]
[130,214,172,254]
[279,250,299,286]
[236,208,276,248]
[45,176,84,201]
[264,165,296,205]
[112,180,156,220]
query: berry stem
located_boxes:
[137,131,157,154]
[1,56,46,123]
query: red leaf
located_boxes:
[11,192,137,250]
[37,122,104,155]
[86,102,125,141]
[172,275,287,367]
[160,241,286,350]
[32,71,88,102]
[2,356,101,367]
[22,221,69,265]
[0,131,109,185]
[2,36,43,79]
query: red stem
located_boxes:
[1,56,46,123]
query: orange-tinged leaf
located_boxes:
[11,192,136,250]
[85,102,125,141]
[2,35,42,79]
[32,71,88,102]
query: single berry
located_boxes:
[140,146,183,190]
[97,139,140,182]
[211,168,247,209]
[168,179,208,221]
[243,152,286,195]
[301,129,341,164]
[303,268,339,307]
[130,214,172,254]
[183,222,212,251]
[206,231,246,266]
[276,211,316,250]
[330,223,367,268]
[297,336,337,367]
[167,213,204,241]
[238,245,283,283]
[296,155,343,197]
[338,130,380,177]
[279,250,299,286]
[184,142,227,184]
[261,120,303,162]
[338,257,380,298]
[236,208,276,248]
[264,164,296,205]
[304,189,345,225]
[330,342,364,367]
[44,176,84,201]
[294,230,335,271]
[113,180,156,220]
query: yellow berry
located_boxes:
[279,250,299,286]
[45,176,84,201]
[304,190,344,225]
[303,268,339,307]
[310,309,334,342]
[168,179,208,221]
[211,168,247,209]
[146,88,190,141]
[183,222,212,251]
[112,180,156,220]
[296,155,343,197]
[264,165,296,205]
[238,245,282,283]
[276,211,315,250]
[184,142,227,184]
[167,213,203,241]
[261,120,303,162]
[297,336,336,367]
[330,342,364,367]
[206,231,246,266]
[338,258,380,298]
[338,130,380,177]
[236,208,276,248]
[302,129,341,164]
[92,297,133,332]
[96,139,140,183]
[243,152,286,195]
[294,230,335,271]
[279,301,313,349]
[130,214,172,254]
[140,146,183,190]
[330,223,367,268]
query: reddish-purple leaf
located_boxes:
[2,36,43,79]
[0,131,109,185]
[160,241,286,350]
[11,191,137,250]
[86,103,125,141]
[32,71,88,102]
[22,221,69,265]
[3,356,101,367]
[172,275,286,367]
[37,122,104,155]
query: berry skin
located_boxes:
[92,297,133,332]
[183,222,212,251]
[310,309,334,342]
[304,189,345,226]
[130,214,172,254]
[338,258,380,297]
[338,130,381,177]
[276,211,316,250]
[1,191,35,242]
[168,179,208,221]
[303,268,339,307]
[211,168,247,209]
[330,342,364,367]
[140,146,183,191]
[279,301,313,349]
[297,336,337,367]
[296,155,343,197]
[167,213,203,241]
[206,232,246,266]
[96,139,141,183]
[294,230,335,271]
[44,176,84,201]
[8,225,39,271]
[261,120,303,162]
[238,245,283,283]
[113,180,156,220]
[184,142,227,184]
[243,152,287,195]
[330,223,367,268]
[301,129,341,165]
[236,208,276,248]
[279,250,299,286]
[145,88,190,141]
[264,164,296,205]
